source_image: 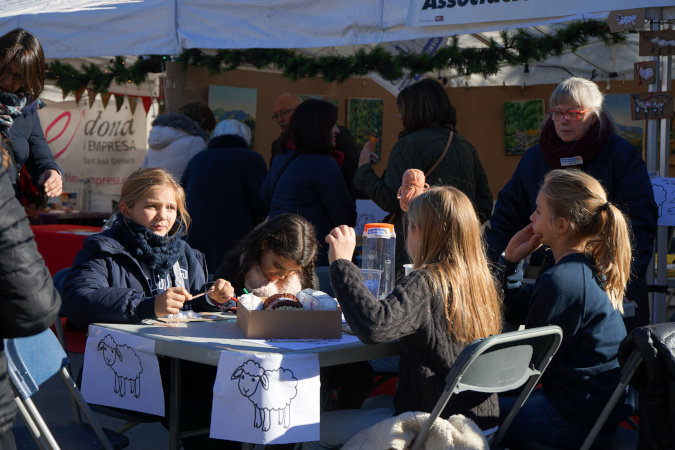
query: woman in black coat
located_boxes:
[0,147,61,449]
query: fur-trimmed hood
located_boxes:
[150,112,209,142]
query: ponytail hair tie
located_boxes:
[601,201,611,212]
[398,169,429,212]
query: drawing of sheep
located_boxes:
[615,13,637,29]
[97,334,143,398]
[639,66,654,82]
[231,360,298,431]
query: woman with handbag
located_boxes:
[354,79,493,278]
[261,99,356,267]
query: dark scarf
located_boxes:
[539,115,612,169]
[285,138,344,168]
[0,92,44,130]
[109,212,186,277]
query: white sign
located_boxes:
[355,199,389,235]
[407,0,667,27]
[652,177,675,226]
[369,37,444,97]
[38,99,149,198]
[211,352,320,445]
[81,326,165,416]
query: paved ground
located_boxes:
[12,351,169,449]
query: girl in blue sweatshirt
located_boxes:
[499,169,634,448]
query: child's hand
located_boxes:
[204,278,234,304]
[155,287,189,317]
[326,225,356,264]
[504,223,542,263]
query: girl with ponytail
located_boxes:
[498,168,634,448]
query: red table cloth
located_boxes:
[31,224,101,276]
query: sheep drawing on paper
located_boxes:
[231,360,298,431]
[97,334,143,398]
[615,13,637,30]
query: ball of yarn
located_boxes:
[397,169,429,212]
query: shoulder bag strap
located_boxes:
[387,130,454,225]
[270,151,300,195]
[425,130,453,178]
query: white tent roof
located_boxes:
[0,1,672,59]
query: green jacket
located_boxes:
[354,127,493,276]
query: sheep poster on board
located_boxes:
[81,326,165,416]
[211,352,320,444]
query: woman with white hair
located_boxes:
[181,119,268,272]
[486,77,657,332]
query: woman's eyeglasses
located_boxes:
[548,109,590,121]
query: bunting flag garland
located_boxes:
[114,93,125,112]
[74,88,85,105]
[45,19,625,93]
[141,96,153,115]
[86,88,97,108]
[127,95,138,115]
[100,92,112,109]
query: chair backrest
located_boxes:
[5,329,70,399]
[410,325,563,450]
[579,349,642,450]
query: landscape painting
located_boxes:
[604,94,644,156]
[208,85,257,148]
[347,98,384,158]
[503,99,545,156]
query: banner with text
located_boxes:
[407,0,671,27]
[38,99,149,198]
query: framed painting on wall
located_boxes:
[208,85,258,148]
[347,98,384,158]
[604,94,645,158]
[503,99,544,156]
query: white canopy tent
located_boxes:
[0,1,671,59]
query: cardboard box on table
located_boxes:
[236,303,342,339]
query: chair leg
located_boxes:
[20,397,62,450]
[59,368,115,450]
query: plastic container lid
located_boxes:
[363,223,396,238]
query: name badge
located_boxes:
[560,156,583,167]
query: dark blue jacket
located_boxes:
[4,107,61,187]
[261,150,356,266]
[486,134,658,329]
[182,135,269,272]
[63,230,216,329]
[501,253,632,430]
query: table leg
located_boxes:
[169,358,182,450]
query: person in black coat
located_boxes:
[182,119,268,273]
[0,28,62,200]
[0,148,61,450]
[262,99,356,266]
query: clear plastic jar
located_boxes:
[361,223,396,299]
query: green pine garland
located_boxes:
[46,19,624,95]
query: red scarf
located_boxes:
[285,139,344,168]
[539,115,612,169]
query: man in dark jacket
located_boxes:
[0,159,61,449]
[270,93,363,200]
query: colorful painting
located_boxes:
[503,99,545,156]
[347,98,384,157]
[604,94,644,153]
[208,85,257,148]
